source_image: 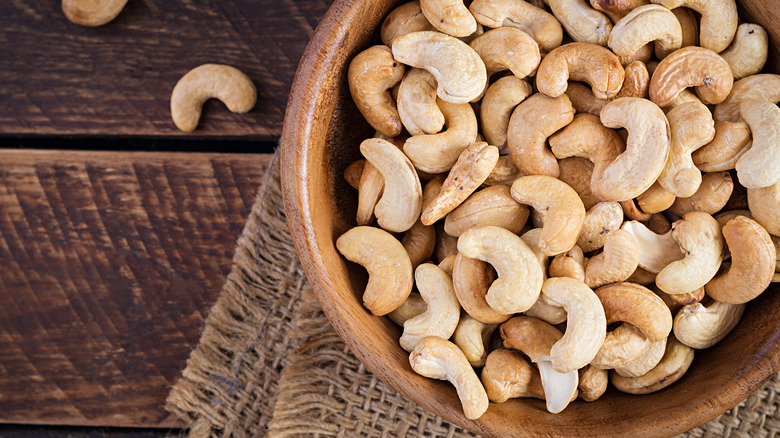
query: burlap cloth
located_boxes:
[165,152,780,437]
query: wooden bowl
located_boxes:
[281,1,780,436]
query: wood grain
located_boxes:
[0,0,332,138]
[0,149,271,427]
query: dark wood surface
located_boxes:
[0,0,331,138]
[0,150,272,428]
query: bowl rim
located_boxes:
[280,0,780,435]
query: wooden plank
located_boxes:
[0,0,332,138]
[0,149,272,427]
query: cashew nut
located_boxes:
[541,277,607,373]
[615,60,650,98]
[392,31,487,104]
[458,226,544,314]
[356,160,384,225]
[347,47,405,137]
[565,82,610,116]
[735,99,780,188]
[480,77,532,151]
[422,142,499,225]
[656,211,725,295]
[344,160,365,190]
[409,336,489,419]
[452,254,511,324]
[558,157,600,210]
[599,97,672,201]
[667,286,706,306]
[484,155,524,186]
[546,0,612,46]
[578,365,608,402]
[62,0,127,27]
[438,254,457,276]
[658,101,716,197]
[435,222,459,262]
[621,198,652,221]
[397,69,445,136]
[536,43,625,100]
[444,185,529,237]
[596,282,673,343]
[576,202,624,252]
[534,356,580,414]
[692,122,752,172]
[481,349,545,402]
[507,93,574,177]
[549,246,586,282]
[614,336,668,377]
[704,216,776,304]
[621,220,684,273]
[584,229,640,288]
[454,314,497,367]
[648,213,673,234]
[170,64,257,133]
[650,0,737,53]
[674,298,745,349]
[404,98,479,173]
[501,315,563,361]
[637,182,676,214]
[381,2,436,46]
[748,180,780,237]
[469,0,563,52]
[336,226,413,315]
[671,7,699,48]
[420,0,477,37]
[469,27,541,79]
[667,171,734,217]
[611,335,694,394]
[714,74,780,123]
[549,113,625,201]
[360,138,423,232]
[401,264,461,351]
[720,23,769,80]
[591,323,650,369]
[617,42,654,68]
[662,88,702,114]
[511,175,586,256]
[608,5,682,59]
[522,230,568,324]
[649,46,733,107]
[389,292,427,326]
[402,219,436,269]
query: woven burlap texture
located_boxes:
[167,153,780,437]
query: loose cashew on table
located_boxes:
[337,0,780,419]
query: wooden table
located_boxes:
[0,0,331,435]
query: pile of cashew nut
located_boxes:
[337,0,779,419]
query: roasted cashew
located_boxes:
[617,42,654,68]
[549,246,586,282]
[404,98,479,174]
[542,277,607,373]
[422,175,444,217]
[420,0,477,37]
[62,0,127,27]
[170,64,257,133]
[507,93,574,177]
[589,0,648,22]
[714,74,780,123]
[584,229,640,288]
[389,292,427,326]
[401,264,461,351]
[511,175,586,256]
[409,336,489,419]
[591,323,650,369]
[470,27,541,79]
[344,160,365,190]
[596,282,673,347]
[549,113,625,201]
[736,100,780,188]
[649,46,733,107]
[336,226,413,315]
[458,226,544,314]
[658,101,716,197]
[668,286,706,306]
[397,69,445,136]
[393,31,487,104]
[565,82,609,116]
[347,47,405,137]
[381,2,436,46]
[402,219,436,269]
[611,335,694,394]
[576,202,624,252]
[599,97,672,201]
[546,0,612,46]
[621,220,684,273]
[356,160,384,225]
[637,182,676,214]
[360,138,422,232]
[614,336,668,377]
[435,222,459,262]
[454,314,497,367]
[668,171,734,217]
[615,61,650,99]
[501,315,563,361]
[704,216,775,304]
[535,357,580,414]
[481,77,532,151]
[620,199,652,221]
[578,365,608,402]
[720,24,769,80]
[657,212,725,295]
[692,122,751,172]
[558,158,600,210]
[444,185,529,237]
[453,254,510,324]
[481,349,545,402]
[522,229,567,324]
[674,298,745,349]
[536,43,625,100]
[608,5,681,59]
[748,180,780,237]
[469,0,563,52]
[422,142,499,225]
[669,7,698,48]
[484,155,524,186]
[438,254,457,276]
[651,0,737,53]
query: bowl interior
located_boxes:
[281,1,780,436]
